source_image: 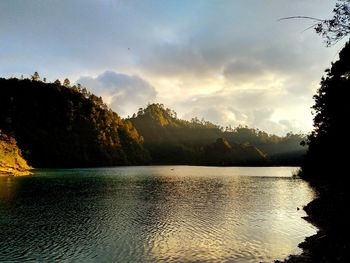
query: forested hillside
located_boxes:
[0,78,150,167]
[0,78,306,168]
[129,103,305,165]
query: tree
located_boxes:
[315,0,350,46]
[280,0,350,46]
[54,79,61,85]
[302,40,350,180]
[137,108,144,116]
[0,77,149,167]
[281,0,350,178]
[300,0,350,180]
[63,78,71,87]
[294,4,350,262]
[31,72,40,81]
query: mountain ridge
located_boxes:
[0,78,306,168]
[129,103,305,165]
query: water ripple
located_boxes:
[0,166,316,262]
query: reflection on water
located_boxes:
[0,166,316,262]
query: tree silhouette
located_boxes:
[302,40,350,181]
[31,71,40,81]
[280,0,350,46]
[290,3,350,262]
[0,77,150,167]
[299,0,350,181]
[315,0,350,46]
[63,78,70,87]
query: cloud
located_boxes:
[1,0,341,134]
[174,86,312,135]
[77,71,157,116]
[223,59,265,83]
[140,42,211,77]
[182,105,247,127]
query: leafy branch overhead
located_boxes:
[317,0,350,46]
[280,0,350,46]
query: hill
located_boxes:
[0,78,150,167]
[0,79,306,167]
[224,127,307,165]
[129,103,305,165]
[202,138,267,166]
[0,131,32,176]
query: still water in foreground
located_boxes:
[0,166,316,262]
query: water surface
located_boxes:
[0,166,316,262]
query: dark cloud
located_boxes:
[223,59,265,83]
[140,42,210,77]
[77,71,157,116]
[0,0,341,134]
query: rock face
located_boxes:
[0,132,32,176]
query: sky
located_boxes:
[0,0,343,135]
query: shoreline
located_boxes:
[277,196,324,262]
[279,181,349,262]
[0,167,33,176]
[0,132,33,177]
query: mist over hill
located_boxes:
[0,78,306,167]
[129,103,306,165]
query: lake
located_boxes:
[0,166,316,262]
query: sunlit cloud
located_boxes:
[0,0,342,135]
[77,71,157,116]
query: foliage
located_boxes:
[31,71,40,81]
[0,80,306,167]
[302,40,350,180]
[0,78,150,167]
[315,0,350,46]
[0,131,32,175]
[63,78,71,87]
[202,138,268,166]
[130,103,306,165]
[281,1,350,46]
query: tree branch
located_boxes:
[278,16,324,22]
